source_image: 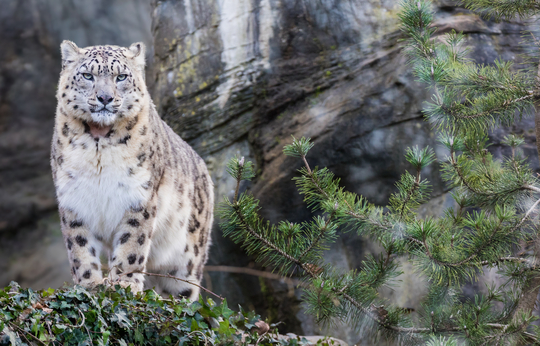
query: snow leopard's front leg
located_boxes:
[60,208,104,288]
[107,203,156,293]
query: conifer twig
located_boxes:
[449,151,493,196]
[232,204,322,279]
[298,207,337,261]
[398,169,422,221]
[226,151,537,337]
[450,150,536,198]
[414,196,539,268]
[234,157,245,203]
[440,94,534,121]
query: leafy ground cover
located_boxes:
[0,282,320,345]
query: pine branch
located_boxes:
[224,154,414,335]
[398,169,421,221]
[220,149,540,341]
[232,203,311,272]
[298,206,337,262]
[461,0,540,20]
[402,1,536,131]
[291,139,537,287]
[448,149,536,203]
[437,94,533,122]
[438,217,505,267]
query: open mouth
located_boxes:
[84,120,113,139]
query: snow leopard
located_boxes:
[50,41,213,300]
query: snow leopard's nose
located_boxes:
[97,93,114,106]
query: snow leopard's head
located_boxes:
[57,41,147,136]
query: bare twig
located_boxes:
[524,184,540,193]
[186,331,209,345]
[205,265,303,297]
[120,271,224,301]
[513,197,540,230]
[204,265,302,286]
[8,322,47,346]
[203,270,213,293]
[65,308,86,328]
[480,256,536,267]
[302,155,312,175]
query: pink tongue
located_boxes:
[88,122,112,138]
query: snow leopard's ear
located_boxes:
[60,40,81,69]
[128,42,146,72]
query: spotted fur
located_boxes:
[51,41,214,301]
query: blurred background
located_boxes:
[1,0,540,344]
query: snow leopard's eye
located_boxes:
[82,73,93,80]
[116,74,127,82]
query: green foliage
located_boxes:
[227,156,255,182]
[0,282,311,346]
[400,0,536,133]
[283,137,315,158]
[461,0,540,20]
[388,146,434,221]
[220,132,540,344]
[425,335,457,346]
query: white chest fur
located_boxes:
[56,140,151,241]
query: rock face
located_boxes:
[2,0,540,345]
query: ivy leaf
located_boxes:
[0,284,302,345]
[218,320,232,336]
[113,310,132,328]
